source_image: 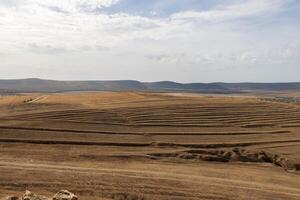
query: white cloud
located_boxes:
[0,0,298,82]
[35,0,119,12]
[0,0,119,11]
[171,0,288,22]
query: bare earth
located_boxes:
[0,92,299,200]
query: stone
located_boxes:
[22,191,48,200]
[4,196,20,200]
[52,190,77,200]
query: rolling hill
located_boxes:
[0,78,299,93]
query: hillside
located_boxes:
[0,78,299,93]
[0,92,300,199]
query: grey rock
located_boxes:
[52,190,77,200]
[22,191,48,200]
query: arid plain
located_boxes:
[0,92,300,200]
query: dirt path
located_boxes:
[27,95,48,103]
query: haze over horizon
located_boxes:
[0,0,300,82]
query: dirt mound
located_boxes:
[149,148,299,171]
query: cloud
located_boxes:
[0,0,299,82]
[171,0,289,22]
[0,0,21,7]
[27,43,74,54]
[0,0,120,11]
[36,0,120,12]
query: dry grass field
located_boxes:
[0,92,300,200]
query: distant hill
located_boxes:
[0,89,17,95]
[144,81,228,91]
[0,78,299,93]
[216,82,300,91]
[0,79,147,93]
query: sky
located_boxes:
[0,0,299,82]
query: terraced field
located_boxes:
[0,92,299,200]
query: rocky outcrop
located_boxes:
[149,148,300,172]
[22,190,48,200]
[2,190,77,200]
[52,190,77,200]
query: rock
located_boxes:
[2,190,77,200]
[3,196,20,200]
[22,191,48,200]
[52,190,77,200]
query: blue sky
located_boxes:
[0,0,299,82]
[102,0,220,17]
